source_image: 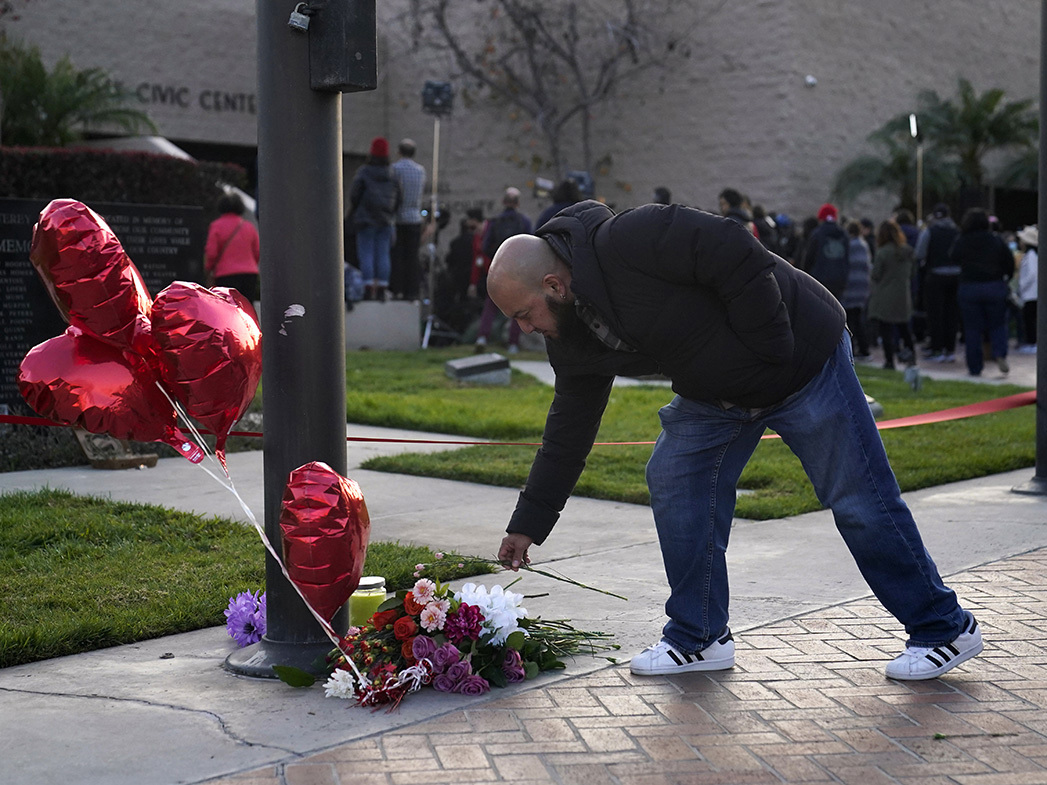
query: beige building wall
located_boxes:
[3,1,1039,226]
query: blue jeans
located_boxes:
[958,280,1009,375]
[645,335,965,653]
[356,224,393,286]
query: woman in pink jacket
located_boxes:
[205,193,260,303]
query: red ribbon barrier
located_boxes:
[0,390,1036,448]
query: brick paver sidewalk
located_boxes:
[214,549,1047,785]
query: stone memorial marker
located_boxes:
[444,352,511,385]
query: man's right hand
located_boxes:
[498,532,534,571]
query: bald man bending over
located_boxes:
[488,200,982,682]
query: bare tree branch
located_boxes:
[400,0,721,179]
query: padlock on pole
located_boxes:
[287,2,312,31]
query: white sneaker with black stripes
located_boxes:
[629,631,735,675]
[885,613,983,681]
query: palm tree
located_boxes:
[831,117,955,211]
[997,145,1038,190]
[832,78,1037,211]
[0,38,155,146]
[915,77,1037,191]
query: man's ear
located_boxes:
[542,274,563,299]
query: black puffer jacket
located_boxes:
[507,201,846,545]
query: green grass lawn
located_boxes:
[349,348,1036,519]
[0,489,493,668]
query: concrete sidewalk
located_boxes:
[0,354,1042,785]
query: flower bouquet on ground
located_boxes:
[274,576,619,710]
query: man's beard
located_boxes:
[545,294,591,348]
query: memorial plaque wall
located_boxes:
[0,198,204,412]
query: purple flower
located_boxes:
[225,591,266,647]
[453,674,490,696]
[502,649,526,683]
[433,673,457,692]
[412,634,438,662]
[444,659,472,684]
[444,603,484,645]
[430,642,461,672]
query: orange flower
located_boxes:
[401,637,417,662]
[403,592,426,616]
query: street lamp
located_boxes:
[420,81,453,348]
[910,113,923,224]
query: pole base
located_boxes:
[223,636,335,679]
[1012,475,1047,497]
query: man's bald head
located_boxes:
[487,234,574,339]
[488,235,563,299]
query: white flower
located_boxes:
[412,578,437,604]
[323,668,358,700]
[454,583,528,646]
[420,602,447,632]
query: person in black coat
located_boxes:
[950,208,1016,376]
[487,200,982,683]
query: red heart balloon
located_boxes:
[279,462,371,623]
[29,199,153,356]
[18,327,204,463]
[150,282,262,466]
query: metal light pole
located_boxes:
[420,114,442,348]
[1012,0,1047,496]
[910,113,923,223]
[226,0,376,675]
[420,81,453,348]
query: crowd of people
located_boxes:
[205,157,1039,375]
[425,180,1038,371]
[707,188,1038,377]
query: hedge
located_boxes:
[0,145,247,214]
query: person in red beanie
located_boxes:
[347,136,402,301]
[801,202,850,300]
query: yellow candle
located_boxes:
[349,576,387,627]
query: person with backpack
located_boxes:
[473,187,533,353]
[347,137,402,302]
[801,203,850,301]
